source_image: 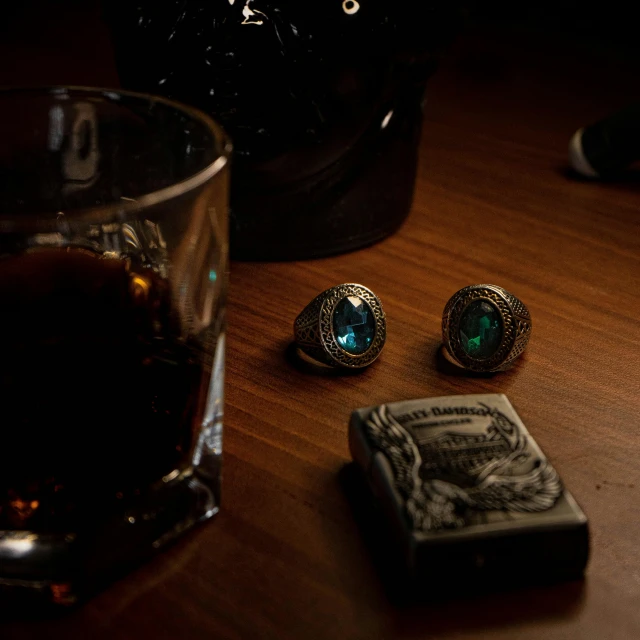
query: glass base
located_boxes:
[0,466,219,607]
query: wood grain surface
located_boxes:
[3,16,640,640]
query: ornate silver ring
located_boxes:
[294,283,386,368]
[442,284,532,372]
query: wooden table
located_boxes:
[3,17,640,640]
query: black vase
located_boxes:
[107,1,459,260]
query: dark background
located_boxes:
[1,1,640,85]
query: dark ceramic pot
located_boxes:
[107,1,459,260]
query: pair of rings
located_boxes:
[294,283,532,373]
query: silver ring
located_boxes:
[442,284,532,372]
[294,283,386,368]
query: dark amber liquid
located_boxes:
[0,248,203,534]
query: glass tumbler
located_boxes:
[0,88,230,605]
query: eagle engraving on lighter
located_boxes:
[349,394,589,591]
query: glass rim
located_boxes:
[0,85,232,230]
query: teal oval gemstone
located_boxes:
[459,300,503,359]
[333,296,375,355]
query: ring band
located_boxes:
[294,283,386,368]
[442,284,532,372]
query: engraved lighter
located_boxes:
[349,394,589,592]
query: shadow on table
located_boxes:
[432,341,528,388]
[338,463,586,636]
[561,165,640,187]
[435,343,499,378]
[283,340,367,377]
[0,516,207,622]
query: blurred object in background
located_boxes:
[569,104,640,179]
[106,1,462,260]
[3,1,638,258]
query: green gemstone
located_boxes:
[459,300,503,359]
[333,296,375,355]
